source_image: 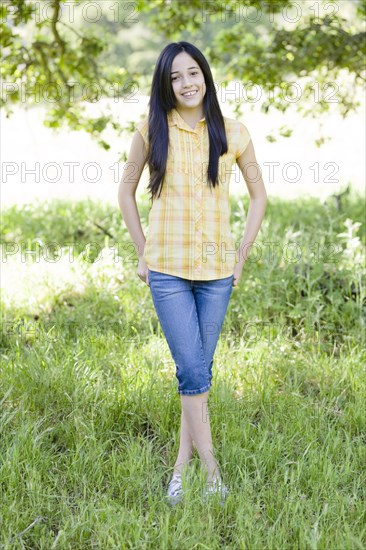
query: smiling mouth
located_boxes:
[182,90,198,97]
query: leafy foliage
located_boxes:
[1,0,142,148]
[1,0,365,147]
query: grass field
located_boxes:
[0,189,365,549]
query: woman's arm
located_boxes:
[117,130,150,282]
[233,139,267,286]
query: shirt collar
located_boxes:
[168,108,206,132]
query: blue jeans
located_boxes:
[148,269,234,396]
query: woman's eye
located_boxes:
[171,72,199,81]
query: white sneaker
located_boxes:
[203,477,230,506]
[166,473,183,505]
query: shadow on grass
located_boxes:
[1,188,365,354]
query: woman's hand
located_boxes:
[137,257,150,286]
[232,262,244,287]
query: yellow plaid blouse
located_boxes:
[136,108,251,280]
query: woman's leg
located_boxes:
[148,270,233,482]
[173,409,195,476]
[193,275,234,388]
[186,275,234,482]
[180,391,221,483]
[173,396,220,483]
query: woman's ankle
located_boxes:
[201,461,222,483]
[173,459,192,477]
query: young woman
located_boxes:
[118,41,267,505]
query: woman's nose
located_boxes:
[181,75,192,87]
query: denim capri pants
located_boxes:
[148,268,234,396]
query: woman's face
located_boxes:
[170,52,206,111]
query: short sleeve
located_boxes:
[235,121,251,160]
[136,118,149,149]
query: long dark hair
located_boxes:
[144,41,228,203]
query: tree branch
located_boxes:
[51,0,66,55]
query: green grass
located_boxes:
[0,188,365,549]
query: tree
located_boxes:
[136,1,366,127]
[1,0,365,149]
[1,0,147,149]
